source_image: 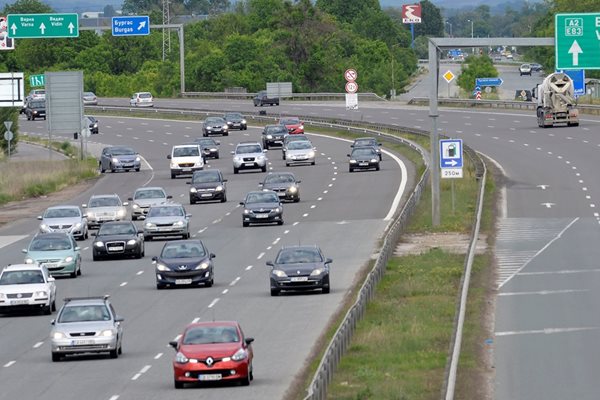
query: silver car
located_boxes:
[232,142,268,174]
[50,295,124,361]
[38,205,88,240]
[128,187,172,220]
[83,194,128,229]
[0,264,57,315]
[285,140,316,166]
[143,203,191,241]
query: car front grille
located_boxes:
[243,157,255,162]
[49,224,73,229]
[69,332,97,337]
[178,163,195,167]
[38,258,61,264]
[58,344,109,351]
[7,293,33,299]
[156,223,175,227]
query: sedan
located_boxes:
[38,205,88,240]
[83,194,128,229]
[519,63,532,76]
[143,203,191,240]
[261,125,288,149]
[92,221,144,261]
[193,137,220,159]
[352,137,382,160]
[23,233,81,278]
[279,117,304,134]
[260,172,301,202]
[82,92,98,106]
[240,191,283,227]
[169,321,254,388]
[267,245,332,296]
[223,112,247,130]
[99,146,141,173]
[348,147,381,172]
[281,134,310,160]
[129,187,172,221]
[0,264,56,315]
[188,169,227,204]
[285,140,316,166]
[203,117,229,136]
[153,239,215,289]
[85,115,99,134]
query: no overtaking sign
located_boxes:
[344,69,357,82]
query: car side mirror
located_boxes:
[92,232,98,237]
[37,215,43,220]
[151,256,158,262]
[230,151,235,155]
[137,229,143,234]
[350,144,354,147]
[186,214,192,218]
[22,248,27,253]
[50,319,55,325]
[167,195,173,199]
[210,253,216,259]
[346,154,351,157]
[215,141,220,145]
[296,180,301,184]
[186,181,191,185]
[223,179,228,182]
[325,258,333,264]
[123,202,129,206]
[48,276,55,282]
[75,247,80,251]
[167,155,172,159]
[266,261,274,267]
[128,197,133,201]
[258,182,263,186]
[115,316,124,323]
[239,201,244,206]
[169,341,178,350]
[82,204,87,208]
[263,149,268,153]
[245,337,254,345]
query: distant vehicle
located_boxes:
[240,190,283,227]
[533,72,579,128]
[99,146,141,173]
[530,63,543,72]
[169,321,254,388]
[128,187,171,221]
[153,239,215,289]
[348,147,381,172]
[92,221,144,261]
[223,112,247,130]
[85,115,99,134]
[253,90,279,107]
[285,140,316,166]
[260,172,301,202]
[50,295,124,361]
[266,245,332,296]
[23,232,82,278]
[130,91,154,107]
[519,63,532,76]
[0,264,56,315]
[188,169,227,204]
[26,89,45,101]
[261,125,288,149]
[168,144,204,179]
[506,53,513,59]
[232,142,268,174]
[82,194,129,229]
[193,137,220,159]
[37,205,88,240]
[25,99,46,120]
[281,134,310,160]
[143,203,191,241]
[203,116,229,137]
[82,92,98,105]
[279,117,304,134]
[352,137,382,160]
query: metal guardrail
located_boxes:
[180,91,387,101]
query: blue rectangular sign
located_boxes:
[557,69,585,97]
[112,16,150,36]
[440,139,463,168]
[475,77,503,87]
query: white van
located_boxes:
[168,144,204,179]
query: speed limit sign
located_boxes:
[345,81,358,94]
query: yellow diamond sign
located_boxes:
[443,70,455,83]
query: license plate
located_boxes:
[123,164,133,168]
[175,279,192,285]
[255,214,269,219]
[182,168,191,172]
[109,246,124,251]
[42,263,58,268]
[201,193,213,198]
[71,340,95,346]
[158,227,173,231]
[291,277,308,282]
[199,374,222,381]
[233,123,240,127]
[10,300,29,305]
[359,162,368,166]
[244,163,254,167]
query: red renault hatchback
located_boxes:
[169,321,254,388]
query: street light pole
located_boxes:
[446,21,453,37]
[468,19,474,53]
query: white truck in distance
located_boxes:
[533,72,579,128]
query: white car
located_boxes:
[0,264,57,315]
[168,144,204,179]
[82,194,129,229]
[38,205,88,240]
[130,92,154,107]
[285,140,316,166]
[519,64,532,76]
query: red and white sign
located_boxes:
[475,92,482,100]
[402,4,422,24]
[344,69,357,82]
[0,16,14,50]
[345,81,358,94]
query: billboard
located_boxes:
[0,16,15,50]
[402,4,422,24]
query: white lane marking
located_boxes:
[140,365,152,374]
[333,166,338,170]
[323,190,328,194]
[131,374,141,381]
[154,353,163,360]
[284,230,290,234]
[266,246,272,250]
[520,268,600,276]
[245,265,253,271]
[109,396,120,400]
[198,228,207,233]
[293,222,299,226]
[148,139,154,142]
[162,142,168,146]
[83,247,89,251]
[272,238,280,245]
[191,317,201,324]
[328,184,333,187]
[583,187,588,191]
[310,205,316,209]
[137,270,144,275]
[212,219,221,224]
[230,277,241,286]
[139,154,155,187]
[33,342,44,348]
[495,327,599,337]
[498,289,588,297]
[257,252,265,260]
[332,178,336,181]
[334,172,338,175]
[317,197,323,201]
[4,361,15,367]
[225,212,231,216]
[208,298,219,308]
[591,204,596,208]
[302,213,309,217]
[120,282,128,287]
[0,235,27,250]
[222,289,229,295]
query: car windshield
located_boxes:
[173,147,199,157]
[246,192,278,204]
[225,113,242,119]
[83,92,95,97]
[355,139,376,147]
[0,270,45,285]
[280,118,300,125]
[237,145,262,154]
[139,93,152,99]
[285,135,309,143]
[58,305,111,323]
[352,148,376,157]
[30,237,72,251]
[148,206,184,217]
[89,197,120,207]
[134,189,166,200]
[98,223,136,236]
[288,141,311,150]
[264,174,294,184]
[110,147,135,156]
[276,248,323,264]
[192,172,220,183]
[182,326,239,344]
[195,139,216,146]
[161,242,206,258]
[30,101,45,108]
[206,118,225,124]
[266,126,287,134]
[44,208,80,218]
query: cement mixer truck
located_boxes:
[532,72,579,128]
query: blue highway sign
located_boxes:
[475,77,503,87]
[112,16,150,36]
[440,139,463,168]
[557,69,585,97]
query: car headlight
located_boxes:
[190,187,197,193]
[308,151,315,157]
[87,212,94,218]
[156,263,169,271]
[234,156,243,162]
[272,269,287,278]
[258,155,265,160]
[52,332,66,340]
[310,268,325,276]
[210,148,217,152]
[101,329,115,337]
[288,186,298,193]
[195,262,209,270]
[132,203,139,209]
[35,291,48,297]
[145,222,155,228]
[135,157,141,162]
[25,258,34,264]
[74,222,82,229]
[175,351,188,364]
[266,135,273,139]
[206,127,212,130]
[299,125,304,130]
[112,157,119,164]
[370,158,378,163]
[117,209,127,218]
[0,293,5,299]
[40,224,49,231]
[127,239,137,245]
[215,185,223,192]
[243,209,250,215]
[64,256,74,263]
[262,188,270,192]
[349,159,357,164]
[94,241,104,247]
[170,163,178,168]
[231,348,247,361]
[222,125,228,130]
[93,123,98,128]
[274,207,281,213]
[174,220,184,226]
[241,119,247,124]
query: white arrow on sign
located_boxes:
[541,203,555,208]
[10,23,16,35]
[568,40,582,66]
[137,21,146,31]
[68,22,75,34]
[39,22,46,35]
[444,159,458,167]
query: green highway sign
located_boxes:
[7,13,79,39]
[29,74,44,87]
[555,13,600,70]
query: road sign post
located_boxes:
[4,120,13,158]
[112,16,150,36]
[7,13,78,38]
[440,139,463,173]
[475,77,503,87]
[555,13,600,70]
[29,74,44,87]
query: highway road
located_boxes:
[0,114,411,399]
[93,96,600,399]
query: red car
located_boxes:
[279,117,304,134]
[169,321,254,388]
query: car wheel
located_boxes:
[156,283,165,290]
[110,164,115,173]
[294,197,300,203]
[145,235,152,241]
[70,268,77,278]
[93,253,100,261]
[311,161,315,166]
[203,132,208,137]
[43,304,52,315]
[135,249,142,259]
[376,165,380,171]
[118,344,122,355]
[135,168,140,172]
[190,197,195,205]
[270,288,280,296]
[322,286,330,294]
[132,215,137,221]
[174,380,184,389]
[261,165,267,172]
[77,263,82,276]
[240,372,251,386]
[221,194,227,203]
[125,169,130,172]
[205,278,213,288]
[109,349,118,359]
[184,232,190,239]
[224,132,229,136]
[234,167,239,174]
[51,299,56,312]
[349,167,354,172]
[242,221,249,227]
[84,229,89,240]
[277,220,284,225]
[51,353,61,362]
[171,173,176,179]
[215,154,220,159]
[100,164,106,173]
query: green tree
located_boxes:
[414,0,444,37]
[315,0,380,24]
[457,55,498,95]
[2,0,53,13]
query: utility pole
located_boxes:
[162,0,171,61]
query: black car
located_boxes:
[348,147,380,172]
[153,240,215,289]
[25,100,46,121]
[203,117,229,137]
[262,125,288,149]
[260,172,300,202]
[188,169,227,204]
[240,191,283,227]
[92,221,144,261]
[351,137,382,160]
[267,245,332,296]
[253,90,279,107]
[223,112,247,130]
[86,115,99,134]
[193,137,220,159]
